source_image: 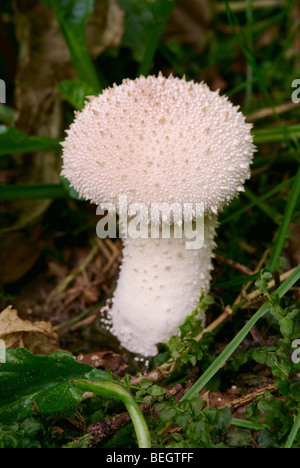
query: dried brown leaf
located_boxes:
[0,305,60,354]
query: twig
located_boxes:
[215,255,254,276]
[246,102,299,122]
[220,384,276,410]
[216,0,285,13]
[88,402,152,446]
[50,244,100,300]
[194,306,233,342]
[241,267,297,308]
[54,300,103,332]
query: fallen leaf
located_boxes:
[0,306,60,354]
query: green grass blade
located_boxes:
[220,177,295,225]
[231,418,265,431]
[182,265,300,400]
[0,184,67,200]
[41,0,101,92]
[243,187,276,222]
[0,127,61,155]
[253,125,300,144]
[215,167,300,288]
[138,0,177,76]
[285,411,300,448]
[225,0,281,125]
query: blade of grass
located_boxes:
[138,0,177,76]
[54,300,103,331]
[231,418,265,431]
[182,265,300,400]
[253,125,300,144]
[243,187,277,222]
[0,127,61,155]
[215,166,300,288]
[71,380,151,448]
[0,184,67,200]
[220,177,295,225]
[285,411,300,448]
[225,0,293,149]
[42,0,101,92]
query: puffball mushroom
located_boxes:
[62,74,255,356]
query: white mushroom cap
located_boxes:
[62,74,255,215]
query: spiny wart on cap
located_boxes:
[61,74,255,215]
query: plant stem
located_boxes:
[253,124,300,144]
[71,380,151,448]
[285,411,300,448]
[0,184,68,200]
[138,0,177,76]
[231,418,265,431]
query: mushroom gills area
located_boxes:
[110,223,216,356]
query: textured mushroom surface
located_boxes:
[62,75,254,216]
[111,219,217,356]
[62,75,255,356]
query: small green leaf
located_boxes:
[189,394,203,417]
[204,407,232,431]
[290,383,300,403]
[252,350,276,367]
[150,385,165,397]
[139,378,153,390]
[279,317,294,338]
[159,407,177,423]
[119,0,175,68]
[174,412,190,429]
[258,429,277,448]
[270,304,284,320]
[58,79,97,110]
[228,428,252,447]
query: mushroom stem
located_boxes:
[111,219,217,356]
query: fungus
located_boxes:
[62,74,255,356]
